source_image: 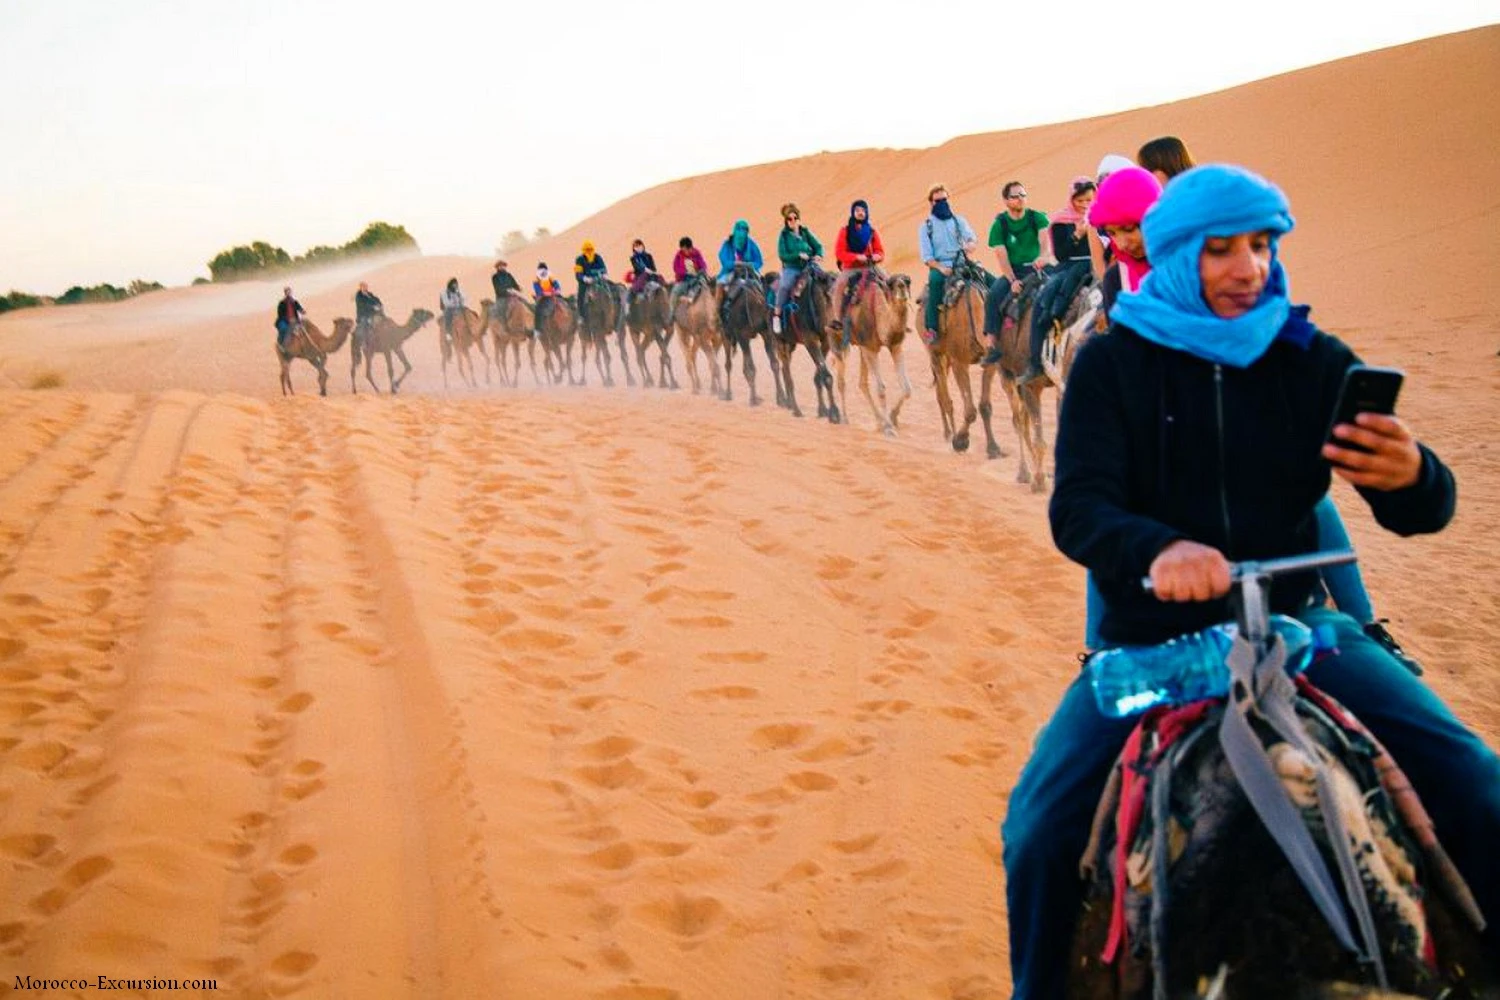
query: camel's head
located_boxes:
[333,317,354,338]
[888,273,912,306]
[411,307,435,327]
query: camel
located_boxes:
[439,306,493,390]
[1068,690,1495,998]
[625,277,678,390]
[670,275,724,398]
[717,264,776,407]
[921,257,1006,457]
[276,318,352,396]
[831,270,914,436]
[577,278,622,388]
[762,267,839,422]
[350,308,434,394]
[993,278,1102,492]
[534,295,580,385]
[480,294,544,388]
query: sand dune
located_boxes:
[1,26,1498,1000]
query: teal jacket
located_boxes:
[777,226,824,268]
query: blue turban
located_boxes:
[1111,164,1297,368]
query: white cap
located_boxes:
[1096,153,1135,179]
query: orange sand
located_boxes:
[0,27,1497,1000]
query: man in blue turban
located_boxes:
[1000,164,1499,997]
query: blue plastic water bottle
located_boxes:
[1090,615,1333,718]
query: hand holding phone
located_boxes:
[1322,364,1421,490]
[1324,365,1403,456]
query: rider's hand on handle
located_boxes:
[1148,539,1232,602]
[1323,413,1422,491]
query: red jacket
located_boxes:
[835,225,885,270]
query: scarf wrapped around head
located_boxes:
[1049,176,1094,226]
[1110,164,1296,368]
[931,198,954,221]
[731,219,749,253]
[846,199,873,254]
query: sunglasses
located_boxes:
[785,215,799,221]
[1006,192,1028,200]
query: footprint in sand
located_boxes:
[749,723,813,751]
[29,855,115,916]
[689,685,759,701]
[638,893,725,938]
[830,833,881,854]
[786,771,838,792]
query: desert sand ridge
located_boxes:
[0,25,1496,1000]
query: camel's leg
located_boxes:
[708,336,724,398]
[889,344,914,430]
[998,374,1031,482]
[683,333,701,395]
[858,347,892,436]
[314,357,330,397]
[658,330,677,390]
[763,330,787,409]
[950,355,980,453]
[780,343,803,418]
[613,327,634,388]
[743,336,761,407]
[809,343,838,423]
[722,339,735,402]
[629,330,652,389]
[1022,381,1049,493]
[365,349,382,394]
[927,352,950,440]
[595,336,614,388]
[280,355,293,396]
[831,346,849,427]
[350,342,360,394]
[394,350,411,393]
[978,364,1006,460]
[478,336,493,385]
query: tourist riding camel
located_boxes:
[354,281,383,352]
[828,198,886,338]
[770,203,824,336]
[669,236,711,319]
[917,183,981,347]
[439,278,466,344]
[982,180,1053,366]
[1017,177,1096,380]
[1003,162,1500,998]
[274,286,305,350]
[491,259,521,302]
[716,219,764,285]
[626,239,660,296]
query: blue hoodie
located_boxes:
[718,220,764,275]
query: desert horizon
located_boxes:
[1,25,1498,1000]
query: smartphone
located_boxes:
[1325,364,1404,456]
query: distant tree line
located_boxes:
[207,221,419,282]
[1,280,165,315]
[496,227,553,256]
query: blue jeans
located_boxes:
[773,266,802,313]
[1001,606,1500,999]
[1082,494,1377,648]
[1315,496,1375,623]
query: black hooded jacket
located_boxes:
[1050,309,1455,647]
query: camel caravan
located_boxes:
[271,158,1160,498]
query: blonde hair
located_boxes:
[780,202,801,220]
[927,183,948,203]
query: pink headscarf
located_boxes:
[1088,167,1164,291]
[1049,175,1095,226]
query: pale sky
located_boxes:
[1,0,1495,293]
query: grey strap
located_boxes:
[1217,635,1364,954]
